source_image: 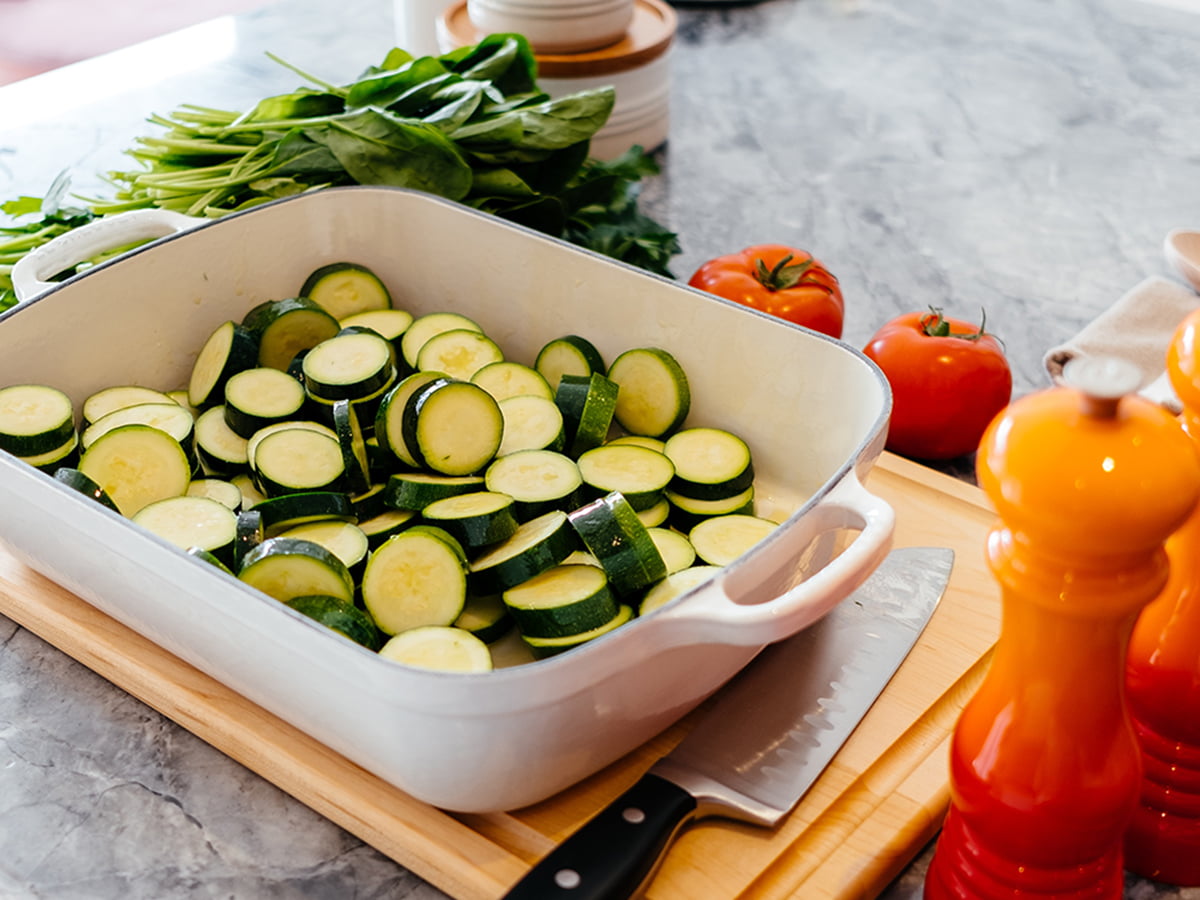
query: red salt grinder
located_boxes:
[924,357,1200,899]
[1124,307,1200,884]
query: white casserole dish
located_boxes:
[2,186,894,812]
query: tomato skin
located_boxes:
[688,244,845,338]
[863,310,1013,461]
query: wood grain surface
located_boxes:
[0,451,1000,900]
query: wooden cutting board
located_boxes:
[0,451,1000,899]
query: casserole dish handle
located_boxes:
[10,208,203,304]
[655,470,896,647]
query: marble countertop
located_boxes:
[2,0,1200,896]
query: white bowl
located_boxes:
[2,187,894,812]
[467,0,634,53]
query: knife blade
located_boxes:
[501,545,954,900]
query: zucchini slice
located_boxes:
[415,328,505,382]
[81,402,195,455]
[607,347,691,438]
[636,496,671,528]
[339,308,415,358]
[484,449,582,521]
[496,394,566,456]
[21,433,79,472]
[132,495,239,568]
[400,311,483,370]
[231,472,267,510]
[238,537,355,605]
[187,546,234,575]
[688,514,779,566]
[223,367,307,439]
[186,477,244,511]
[468,509,579,595]
[534,335,607,390]
[606,434,667,453]
[78,424,192,517]
[358,508,419,548]
[454,593,514,644]
[246,419,337,475]
[373,370,447,468]
[469,361,554,402]
[251,491,355,535]
[385,472,487,511]
[278,519,370,585]
[555,372,619,457]
[234,508,264,568]
[82,385,174,428]
[502,563,619,639]
[253,427,346,497]
[639,565,722,616]
[421,490,519,549]
[187,320,259,409]
[663,427,755,500]
[332,400,372,495]
[647,527,697,575]
[302,331,397,401]
[523,604,634,659]
[194,405,250,476]
[241,296,342,371]
[378,626,493,673]
[349,482,388,521]
[576,443,674,511]
[0,384,76,457]
[567,491,667,597]
[362,526,470,635]
[53,467,120,512]
[402,379,502,476]
[285,593,384,651]
[666,485,756,532]
[299,262,392,320]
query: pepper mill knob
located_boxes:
[1061,355,1142,418]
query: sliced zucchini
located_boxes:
[0,384,75,457]
[187,320,259,409]
[470,361,554,402]
[285,593,384,651]
[81,402,195,455]
[647,527,696,575]
[53,467,120,512]
[194,405,250,476]
[576,443,674,511]
[187,545,234,575]
[561,549,603,567]
[362,526,469,635]
[400,311,484,370]
[78,424,191,517]
[231,472,267,509]
[636,496,670,528]
[302,331,397,402]
[278,519,370,585]
[349,482,388,521]
[223,367,307,439]
[453,593,514,644]
[378,626,493,673]
[385,472,487,511]
[332,399,371,495]
[234,508,264,568]
[667,485,755,532]
[339,308,415,357]
[555,372,619,457]
[253,427,346,497]
[534,335,607,390]
[246,420,337,475]
[607,434,667,453]
[241,296,342,371]
[132,495,239,568]
[421,490,519,549]
[663,427,754,500]
[82,385,174,428]
[567,491,667,597]
[607,347,690,438]
[639,566,722,616]
[238,537,355,605]
[251,491,355,535]
[484,449,582,521]
[186,477,243,511]
[496,394,565,456]
[305,374,395,439]
[523,604,634,659]
[166,389,198,415]
[416,328,504,381]
[689,514,779,566]
[373,370,448,468]
[402,379,502,476]
[20,433,79,472]
[358,508,419,548]
[468,509,579,595]
[299,262,392,320]
[503,563,618,639]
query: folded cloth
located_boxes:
[1043,275,1199,413]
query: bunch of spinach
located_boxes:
[0,34,679,312]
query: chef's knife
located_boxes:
[502,545,954,900]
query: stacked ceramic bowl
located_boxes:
[439,0,676,160]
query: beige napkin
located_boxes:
[1043,276,1199,413]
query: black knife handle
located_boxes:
[502,774,699,900]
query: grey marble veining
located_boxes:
[2,0,1200,896]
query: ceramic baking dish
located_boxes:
[1,186,893,812]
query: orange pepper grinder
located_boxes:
[924,356,1200,899]
[1124,307,1200,884]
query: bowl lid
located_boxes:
[442,0,676,77]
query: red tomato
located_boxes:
[863,308,1013,461]
[688,244,845,338]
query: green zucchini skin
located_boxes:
[241,297,342,371]
[250,491,355,536]
[0,384,76,457]
[238,536,356,605]
[188,320,260,409]
[555,372,619,458]
[285,593,384,651]
[568,491,668,598]
[522,604,634,659]
[53,467,120,512]
[468,509,580,596]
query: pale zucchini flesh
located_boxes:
[362,527,469,635]
[688,514,779,566]
[0,384,76,457]
[78,424,192,517]
[378,626,493,673]
[608,347,691,438]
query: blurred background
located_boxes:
[0,0,274,85]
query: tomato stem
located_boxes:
[920,306,990,341]
[754,253,816,292]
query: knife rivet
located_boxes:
[622,807,646,824]
[554,869,582,889]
